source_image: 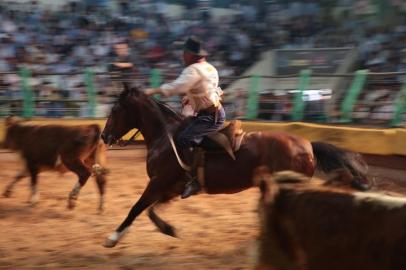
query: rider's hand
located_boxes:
[145,88,160,96]
[181,96,189,106]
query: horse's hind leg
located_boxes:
[147,184,184,237]
[104,178,162,248]
[148,203,177,238]
[3,169,28,197]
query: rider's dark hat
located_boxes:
[184,36,208,57]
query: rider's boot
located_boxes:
[181,147,201,199]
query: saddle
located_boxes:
[202,120,245,160]
[169,120,245,189]
[194,120,245,189]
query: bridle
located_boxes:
[117,129,141,147]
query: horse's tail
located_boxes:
[311,141,372,190]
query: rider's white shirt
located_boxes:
[160,61,222,113]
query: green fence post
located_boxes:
[340,69,368,122]
[390,83,406,127]
[292,69,311,121]
[149,68,162,99]
[246,75,260,119]
[85,68,96,118]
[19,67,34,118]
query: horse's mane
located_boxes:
[150,97,184,123]
[119,82,183,123]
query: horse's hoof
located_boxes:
[162,224,177,238]
[103,229,128,248]
[103,238,118,248]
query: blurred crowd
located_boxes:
[0,0,268,117]
[0,0,405,125]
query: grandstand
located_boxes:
[0,0,405,127]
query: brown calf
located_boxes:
[256,171,406,270]
[2,117,108,211]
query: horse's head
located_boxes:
[101,82,183,146]
[101,82,141,146]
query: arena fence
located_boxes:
[241,70,406,127]
[1,119,406,156]
[0,69,405,127]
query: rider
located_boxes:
[145,36,225,199]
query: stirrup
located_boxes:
[181,178,201,199]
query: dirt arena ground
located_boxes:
[0,147,405,270]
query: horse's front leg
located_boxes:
[104,177,161,248]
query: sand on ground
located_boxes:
[0,147,405,270]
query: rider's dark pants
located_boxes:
[176,105,226,150]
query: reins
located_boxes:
[117,129,142,147]
[116,85,191,171]
[149,97,192,171]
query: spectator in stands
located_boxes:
[281,93,294,121]
[109,40,135,79]
[0,0,404,123]
[257,91,275,120]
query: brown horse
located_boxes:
[100,83,370,247]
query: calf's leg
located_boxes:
[3,169,28,197]
[94,173,106,212]
[63,158,91,209]
[28,166,39,205]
